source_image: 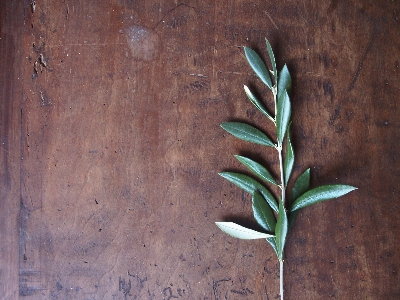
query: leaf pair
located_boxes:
[219,172,277,212]
[215,189,277,244]
[244,40,291,91]
[287,169,357,228]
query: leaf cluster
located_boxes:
[216,39,357,261]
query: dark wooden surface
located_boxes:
[1,0,399,299]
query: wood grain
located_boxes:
[1,0,399,299]
[0,1,24,299]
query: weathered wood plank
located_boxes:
[0,2,24,299]
[1,0,399,299]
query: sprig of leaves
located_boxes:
[215,38,357,300]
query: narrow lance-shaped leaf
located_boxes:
[252,190,276,233]
[235,155,278,186]
[275,201,288,261]
[283,123,294,185]
[291,184,357,212]
[291,168,311,201]
[216,222,274,240]
[265,38,277,85]
[244,47,272,90]
[244,85,275,123]
[219,172,278,212]
[276,90,291,144]
[288,168,310,228]
[221,122,275,147]
[277,64,292,99]
[266,237,278,256]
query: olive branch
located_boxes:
[215,39,357,300]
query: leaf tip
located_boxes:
[220,122,228,131]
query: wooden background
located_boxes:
[1,0,399,299]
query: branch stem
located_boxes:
[280,260,284,300]
[273,88,278,118]
[275,85,285,300]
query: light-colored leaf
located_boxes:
[291,184,357,212]
[283,123,294,185]
[244,47,272,89]
[265,39,277,84]
[277,64,291,99]
[276,90,291,144]
[219,172,278,212]
[243,85,275,123]
[216,222,274,239]
[221,122,275,147]
[235,155,278,186]
[252,190,276,232]
[275,201,288,261]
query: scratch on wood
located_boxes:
[264,285,270,300]
[323,80,334,103]
[40,90,51,106]
[348,23,379,91]
[19,284,42,296]
[295,7,308,25]
[31,1,36,13]
[118,277,131,299]
[148,289,155,300]
[153,3,196,30]
[127,271,148,289]
[264,11,278,30]
[212,278,231,300]
[188,73,207,78]
[162,287,179,299]
[39,53,47,68]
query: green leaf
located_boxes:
[275,201,288,261]
[243,85,274,123]
[235,155,278,186]
[266,237,278,256]
[252,190,276,232]
[291,168,311,201]
[288,168,310,228]
[277,64,292,99]
[291,184,357,212]
[276,90,291,144]
[219,172,278,212]
[244,47,272,89]
[283,123,294,185]
[216,222,274,239]
[265,39,277,84]
[221,122,274,147]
